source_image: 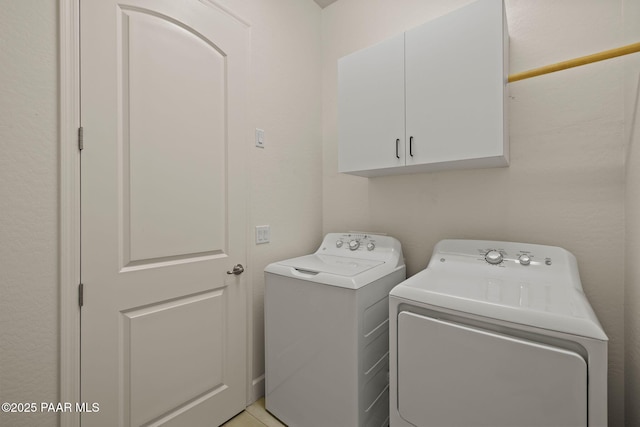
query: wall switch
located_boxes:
[256,225,270,244]
[255,128,265,148]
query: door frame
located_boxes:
[59,0,81,425]
[59,2,253,426]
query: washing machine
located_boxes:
[389,239,608,427]
[265,233,406,427]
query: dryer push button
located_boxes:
[485,250,504,265]
[518,254,531,266]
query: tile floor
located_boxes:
[222,398,286,427]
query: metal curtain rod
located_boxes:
[508,41,640,83]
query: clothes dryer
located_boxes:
[265,233,405,427]
[389,239,607,427]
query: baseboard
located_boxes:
[249,374,265,404]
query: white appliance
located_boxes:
[265,233,406,427]
[389,239,608,427]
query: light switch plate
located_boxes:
[256,225,270,244]
[255,128,265,148]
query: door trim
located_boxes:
[59,0,81,426]
[59,2,253,426]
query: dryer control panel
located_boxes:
[427,239,582,291]
[473,245,553,268]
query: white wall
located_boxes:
[0,1,59,426]
[624,0,640,424]
[0,1,322,425]
[322,1,625,425]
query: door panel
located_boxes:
[124,8,227,262]
[397,311,587,427]
[81,1,248,425]
[124,291,225,426]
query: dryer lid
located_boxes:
[390,239,607,340]
[390,268,608,340]
[278,254,384,277]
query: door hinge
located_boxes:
[78,126,84,151]
[78,283,84,308]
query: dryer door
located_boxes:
[397,311,587,427]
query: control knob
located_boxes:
[336,240,343,248]
[518,254,531,266]
[367,242,375,251]
[348,240,360,251]
[485,250,503,265]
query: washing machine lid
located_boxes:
[264,233,405,290]
[265,254,395,289]
[390,268,607,340]
[279,254,384,276]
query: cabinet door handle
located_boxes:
[396,139,400,159]
[409,136,414,157]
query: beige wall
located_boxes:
[0,1,59,426]
[213,0,323,399]
[322,1,626,425]
[625,0,640,424]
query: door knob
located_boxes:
[227,264,245,275]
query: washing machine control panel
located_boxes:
[320,233,404,266]
[315,233,404,270]
[334,233,378,251]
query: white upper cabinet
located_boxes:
[338,34,405,173]
[338,0,509,177]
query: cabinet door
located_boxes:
[338,34,405,175]
[405,0,507,167]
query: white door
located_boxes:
[80,0,248,425]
